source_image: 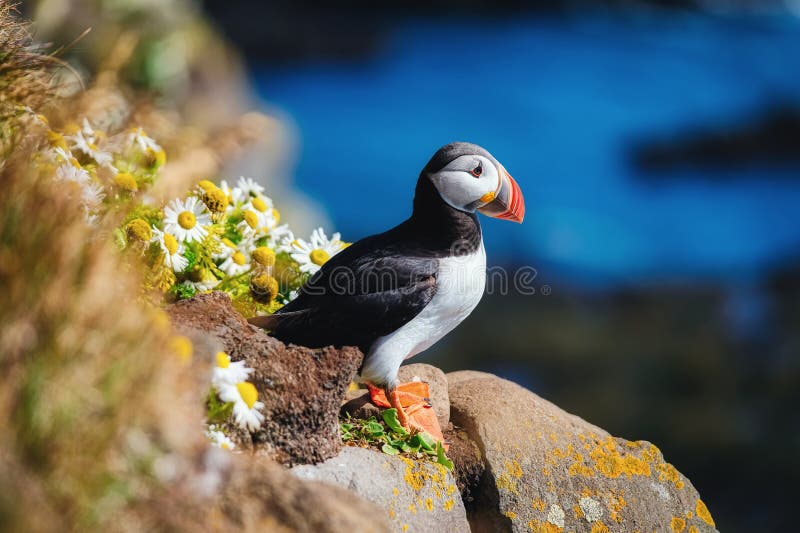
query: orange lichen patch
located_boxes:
[528,519,563,533]
[407,503,417,514]
[695,500,714,527]
[446,484,457,496]
[507,459,524,478]
[685,511,693,518]
[640,444,661,463]
[497,458,523,494]
[688,526,699,533]
[424,498,434,511]
[400,457,426,491]
[401,525,409,532]
[568,452,594,478]
[552,445,569,459]
[443,500,455,512]
[549,433,558,443]
[505,511,518,520]
[670,516,686,533]
[656,462,684,489]
[497,473,519,494]
[590,521,610,533]
[573,504,584,519]
[587,436,653,480]
[393,487,399,496]
[608,491,627,523]
[388,509,397,519]
[542,467,551,477]
[532,498,547,512]
[399,456,451,500]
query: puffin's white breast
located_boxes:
[360,242,486,385]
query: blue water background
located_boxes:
[254,13,800,287]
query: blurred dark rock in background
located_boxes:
[632,104,800,176]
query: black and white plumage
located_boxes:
[250,142,524,403]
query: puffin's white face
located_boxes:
[429,153,525,223]
[429,155,500,211]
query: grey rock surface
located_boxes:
[293,446,469,533]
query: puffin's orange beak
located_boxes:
[477,165,525,223]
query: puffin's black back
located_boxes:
[258,143,484,351]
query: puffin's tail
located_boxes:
[247,310,306,336]
[247,314,280,330]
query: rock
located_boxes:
[216,453,390,532]
[293,446,470,533]
[399,363,450,428]
[447,371,719,533]
[341,388,383,420]
[442,424,484,505]
[168,292,363,465]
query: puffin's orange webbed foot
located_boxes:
[366,381,445,446]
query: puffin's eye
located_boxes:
[470,162,483,178]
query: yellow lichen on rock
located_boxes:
[507,458,524,478]
[532,498,547,511]
[695,499,715,527]
[590,520,610,533]
[656,462,685,489]
[670,516,686,532]
[527,519,563,533]
[497,472,520,494]
[608,490,626,523]
[587,436,653,480]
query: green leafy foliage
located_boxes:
[169,281,197,300]
[206,388,233,424]
[340,409,453,470]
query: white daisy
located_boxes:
[242,195,277,230]
[236,208,266,238]
[269,224,295,253]
[290,227,346,274]
[55,163,90,184]
[66,119,113,166]
[163,196,211,243]
[181,277,220,293]
[219,179,246,208]
[128,127,161,154]
[218,241,252,277]
[211,351,253,387]
[212,237,238,261]
[205,425,235,450]
[81,180,105,209]
[218,381,265,432]
[52,146,76,165]
[236,176,265,198]
[151,226,189,273]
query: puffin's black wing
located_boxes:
[252,233,438,351]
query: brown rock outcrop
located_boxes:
[168,291,363,465]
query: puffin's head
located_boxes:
[421,142,525,223]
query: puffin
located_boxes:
[249,142,524,431]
